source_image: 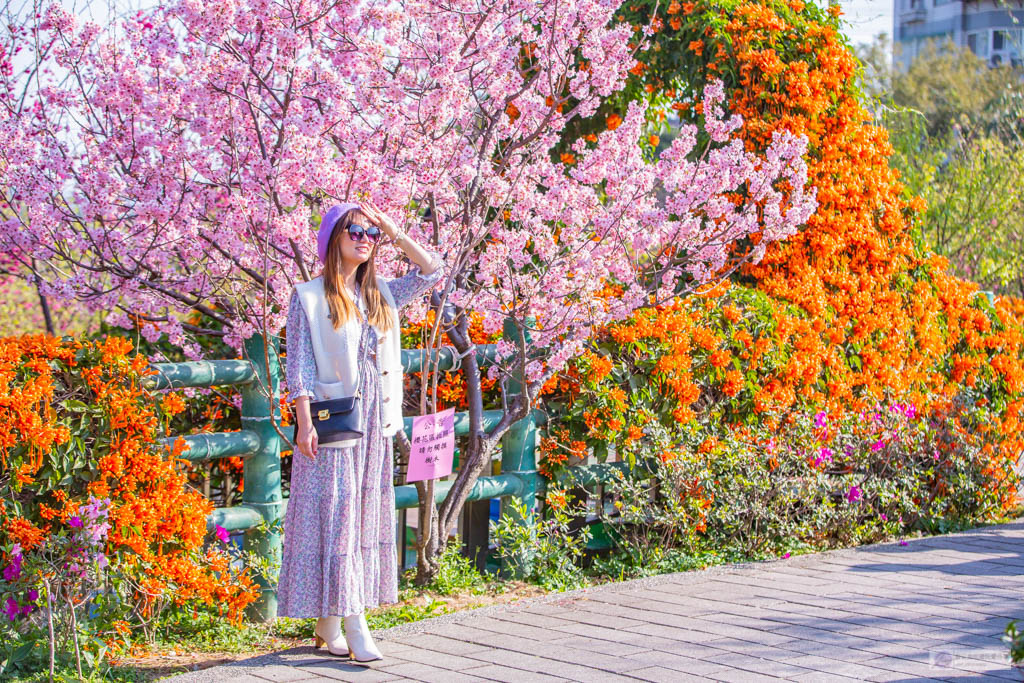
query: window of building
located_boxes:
[967,31,990,58]
[990,29,1022,64]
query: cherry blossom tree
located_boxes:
[0,0,815,580]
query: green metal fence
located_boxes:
[143,332,554,622]
[141,287,1008,620]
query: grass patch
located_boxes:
[154,608,278,654]
[10,669,146,683]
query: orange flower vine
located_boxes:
[542,0,1024,511]
[0,333,259,648]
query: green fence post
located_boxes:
[240,332,284,622]
[500,318,541,577]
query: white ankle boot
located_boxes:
[313,616,349,657]
[344,613,383,662]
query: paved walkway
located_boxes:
[170,521,1024,682]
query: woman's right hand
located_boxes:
[295,422,319,460]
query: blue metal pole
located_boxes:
[240,333,283,623]
[499,317,541,577]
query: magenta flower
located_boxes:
[815,447,833,466]
[26,589,38,602]
[3,555,22,581]
[887,402,914,419]
[871,440,884,452]
[846,485,863,503]
[215,525,230,543]
[783,552,791,559]
[67,516,83,528]
[899,540,908,546]
[3,597,18,621]
[879,513,888,521]
[814,411,827,429]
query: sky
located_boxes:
[61,0,896,48]
[836,0,894,48]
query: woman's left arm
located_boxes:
[386,249,446,310]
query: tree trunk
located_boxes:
[31,258,55,335]
[411,305,530,583]
[396,428,442,584]
[414,485,442,586]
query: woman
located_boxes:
[277,200,445,661]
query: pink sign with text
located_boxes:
[405,407,456,483]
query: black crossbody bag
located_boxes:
[293,319,368,444]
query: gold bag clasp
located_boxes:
[317,408,330,420]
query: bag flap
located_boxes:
[311,396,358,419]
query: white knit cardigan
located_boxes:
[294,274,404,449]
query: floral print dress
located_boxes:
[277,256,444,618]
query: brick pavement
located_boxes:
[167,521,1024,682]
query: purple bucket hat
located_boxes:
[317,202,362,263]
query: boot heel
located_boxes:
[344,613,383,663]
[314,627,350,657]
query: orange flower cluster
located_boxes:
[538,426,588,478]
[401,310,510,411]
[4,516,45,550]
[0,333,259,634]
[541,1,1024,507]
[545,487,570,512]
[701,1,1023,498]
[0,334,75,471]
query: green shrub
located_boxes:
[591,396,1013,575]
[425,541,488,596]
[1004,620,1024,667]
[0,335,257,679]
[491,496,591,592]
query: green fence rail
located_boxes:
[141,289,1004,621]
[144,332,613,622]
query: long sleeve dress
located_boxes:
[277,254,445,618]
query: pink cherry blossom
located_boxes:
[0,0,813,383]
[0,0,816,578]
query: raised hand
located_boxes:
[362,200,400,236]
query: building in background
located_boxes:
[894,0,1023,69]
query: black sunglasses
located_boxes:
[346,222,382,243]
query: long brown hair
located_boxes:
[322,209,394,333]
